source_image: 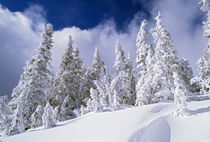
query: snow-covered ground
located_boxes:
[2,99,210,142]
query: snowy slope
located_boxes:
[2,99,210,142]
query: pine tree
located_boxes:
[86,99,94,113]
[113,90,120,110]
[80,105,86,115]
[87,88,103,112]
[112,40,135,107]
[191,1,210,95]
[0,96,13,136]
[110,71,132,109]
[71,47,85,107]
[113,39,126,77]
[173,71,188,116]
[59,95,75,121]
[9,104,25,135]
[179,58,193,92]
[125,53,136,105]
[42,102,56,129]
[52,35,75,121]
[83,48,105,104]
[150,11,179,102]
[136,19,152,72]
[52,36,85,121]
[191,53,210,95]
[31,105,43,128]
[135,19,155,106]
[9,23,54,132]
[94,66,112,109]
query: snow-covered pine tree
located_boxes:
[42,102,56,129]
[111,39,135,107]
[94,66,111,109]
[191,0,210,96]
[87,88,103,112]
[52,35,75,120]
[191,55,210,95]
[110,71,132,109]
[8,104,25,136]
[125,53,136,105]
[71,47,86,107]
[59,95,75,121]
[31,105,43,128]
[0,96,13,136]
[86,99,94,113]
[173,71,188,116]
[52,36,85,121]
[179,58,193,92]
[80,105,86,115]
[136,19,152,73]
[83,48,105,104]
[113,90,120,110]
[104,67,113,107]
[113,39,126,77]
[9,24,54,133]
[135,19,155,106]
[85,67,111,113]
[150,11,179,102]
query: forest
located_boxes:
[0,1,209,137]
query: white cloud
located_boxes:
[0,5,44,95]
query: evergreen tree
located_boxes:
[52,35,75,120]
[125,53,136,105]
[83,48,105,104]
[42,102,56,129]
[9,104,25,135]
[59,95,75,121]
[86,99,94,113]
[52,36,85,121]
[112,40,135,107]
[71,47,86,107]
[113,90,120,110]
[113,39,126,77]
[80,105,86,115]
[179,58,193,92]
[191,53,210,95]
[86,88,103,112]
[94,66,111,109]
[173,71,188,116]
[135,19,155,106]
[110,71,131,109]
[31,105,43,128]
[191,1,210,95]
[150,11,179,101]
[9,24,54,132]
[0,96,13,136]
[136,19,152,73]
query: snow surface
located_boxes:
[2,99,210,142]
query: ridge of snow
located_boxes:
[2,99,210,142]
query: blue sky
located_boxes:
[0,0,206,96]
[0,0,152,30]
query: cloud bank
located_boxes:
[0,0,206,95]
[0,5,44,95]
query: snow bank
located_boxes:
[2,100,210,142]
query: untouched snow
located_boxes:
[2,99,210,142]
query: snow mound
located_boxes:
[2,99,210,142]
[130,117,170,142]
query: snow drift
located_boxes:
[2,99,210,142]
